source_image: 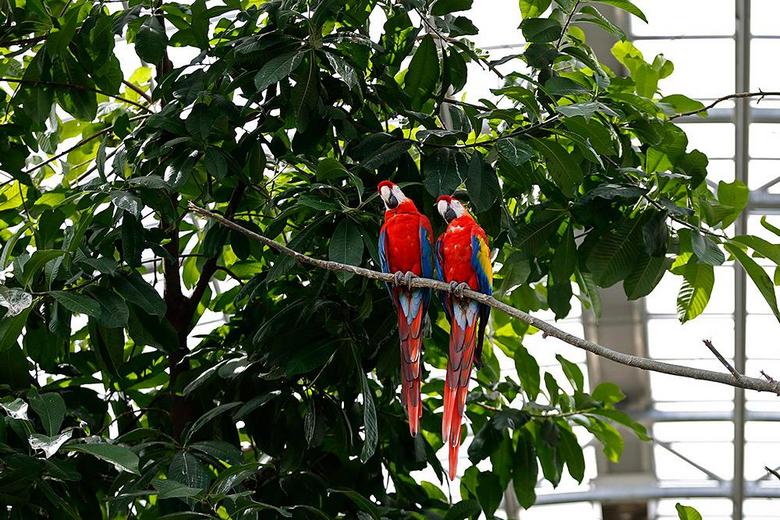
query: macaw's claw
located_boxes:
[454,282,470,299]
[393,271,404,287]
[403,271,416,287]
[449,281,460,295]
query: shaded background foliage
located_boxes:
[0,0,777,518]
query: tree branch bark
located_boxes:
[188,202,780,397]
[0,77,152,112]
[670,91,780,119]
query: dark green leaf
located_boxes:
[29,392,66,436]
[135,16,167,64]
[65,442,140,475]
[255,52,305,91]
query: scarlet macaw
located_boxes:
[434,195,493,481]
[377,181,434,437]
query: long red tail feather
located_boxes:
[397,290,425,437]
[443,301,479,480]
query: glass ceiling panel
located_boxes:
[632,39,735,100]
[751,0,780,37]
[631,0,733,37]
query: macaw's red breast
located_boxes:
[439,214,483,290]
[381,200,430,275]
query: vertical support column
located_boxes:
[733,0,750,518]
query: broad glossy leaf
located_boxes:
[255,52,305,91]
[135,16,167,64]
[404,35,439,105]
[726,242,780,322]
[532,138,583,196]
[422,148,469,196]
[50,291,101,318]
[587,216,645,287]
[65,442,140,475]
[675,504,703,520]
[676,260,714,323]
[29,392,66,436]
[624,256,671,300]
[520,18,563,43]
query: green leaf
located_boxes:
[660,94,706,117]
[676,260,714,323]
[183,402,241,443]
[592,382,625,405]
[624,256,671,300]
[0,286,33,317]
[29,392,66,436]
[114,273,166,317]
[254,52,305,91]
[731,235,780,265]
[405,35,439,106]
[520,0,552,18]
[135,16,168,64]
[587,417,624,462]
[587,216,645,287]
[513,341,541,400]
[22,250,65,288]
[329,219,364,282]
[532,138,583,196]
[431,0,473,15]
[465,155,501,213]
[591,0,647,22]
[50,291,101,318]
[512,428,538,508]
[675,504,703,520]
[555,354,583,392]
[495,138,534,167]
[443,500,481,520]
[65,442,140,475]
[152,479,203,500]
[726,242,780,322]
[691,232,725,266]
[328,489,380,520]
[29,431,73,459]
[422,148,469,196]
[557,424,585,483]
[576,5,625,39]
[0,307,31,351]
[716,180,749,227]
[520,18,563,43]
[351,346,377,463]
[168,452,210,490]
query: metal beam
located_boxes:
[534,482,780,505]
[733,1,751,518]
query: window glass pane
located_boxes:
[469,0,523,49]
[751,40,780,100]
[650,360,735,402]
[633,40,734,99]
[676,123,735,160]
[746,316,780,359]
[654,421,733,442]
[752,0,780,36]
[654,442,734,479]
[648,317,734,359]
[748,160,780,192]
[750,124,780,159]
[708,159,735,184]
[632,0,733,36]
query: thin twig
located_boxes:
[702,339,741,381]
[670,91,780,119]
[188,202,780,397]
[556,1,581,51]
[0,77,152,112]
[765,466,780,481]
[122,79,153,103]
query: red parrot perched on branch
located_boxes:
[435,195,493,481]
[377,181,434,437]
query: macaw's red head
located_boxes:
[436,195,467,223]
[377,180,408,211]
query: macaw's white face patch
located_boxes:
[437,200,449,217]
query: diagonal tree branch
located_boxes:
[187,202,780,397]
[670,91,780,119]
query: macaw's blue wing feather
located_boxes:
[378,228,393,301]
[470,233,493,367]
[435,235,450,322]
[419,224,434,309]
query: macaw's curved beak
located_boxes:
[387,193,399,209]
[444,207,457,222]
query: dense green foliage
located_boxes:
[1,0,779,518]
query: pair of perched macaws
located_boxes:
[377,180,493,481]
